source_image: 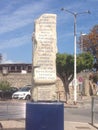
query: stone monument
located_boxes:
[31,14,57,101]
[26,14,64,130]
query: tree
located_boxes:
[78,25,98,55]
[56,52,94,102]
[56,53,74,101]
[78,25,98,70]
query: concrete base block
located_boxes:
[26,102,64,130]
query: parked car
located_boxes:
[0,87,18,99]
[12,86,31,100]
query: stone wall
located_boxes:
[0,71,96,101]
[0,73,32,88]
[0,72,66,101]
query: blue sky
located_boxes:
[0,0,97,63]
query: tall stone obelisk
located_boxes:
[31,14,57,101]
[26,14,64,130]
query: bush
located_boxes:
[0,81,11,99]
[0,81,11,91]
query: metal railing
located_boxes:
[91,96,98,127]
[0,101,26,120]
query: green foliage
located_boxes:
[77,52,94,72]
[0,81,11,91]
[56,52,94,101]
[56,52,94,76]
[56,53,74,76]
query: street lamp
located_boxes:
[80,33,87,53]
[61,8,90,104]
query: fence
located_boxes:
[91,96,98,127]
[0,101,26,120]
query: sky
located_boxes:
[0,0,97,63]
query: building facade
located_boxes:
[0,63,32,88]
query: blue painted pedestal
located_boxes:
[26,102,64,130]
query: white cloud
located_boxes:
[0,0,50,34]
[0,0,53,50]
[0,0,91,36]
[0,34,32,49]
[0,0,59,50]
[0,0,97,55]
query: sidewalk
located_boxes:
[0,120,25,130]
[64,121,98,130]
[64,95,93,108]
[0,120,98,130]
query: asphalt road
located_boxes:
[64,102,98,124]
[64,107,91,123]
[0,100,98,125]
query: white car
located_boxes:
[12,86,31,100]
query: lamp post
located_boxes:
[61,8,90,104]
[80,33,87,53]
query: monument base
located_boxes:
[26,102,64,130]
[32,84,58,102]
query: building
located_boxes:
[0,63,32,88]
[0,63,32,74]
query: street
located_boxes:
[64,99,98,124]
[64,107,91,123]
[0,100,98,125]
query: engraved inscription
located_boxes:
[38,87,51,100]
[33,14,57,83]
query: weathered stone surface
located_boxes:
[32,14,57,101]
[0,73,31,88]
[33,14,57,83]
[32,84,57,101]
